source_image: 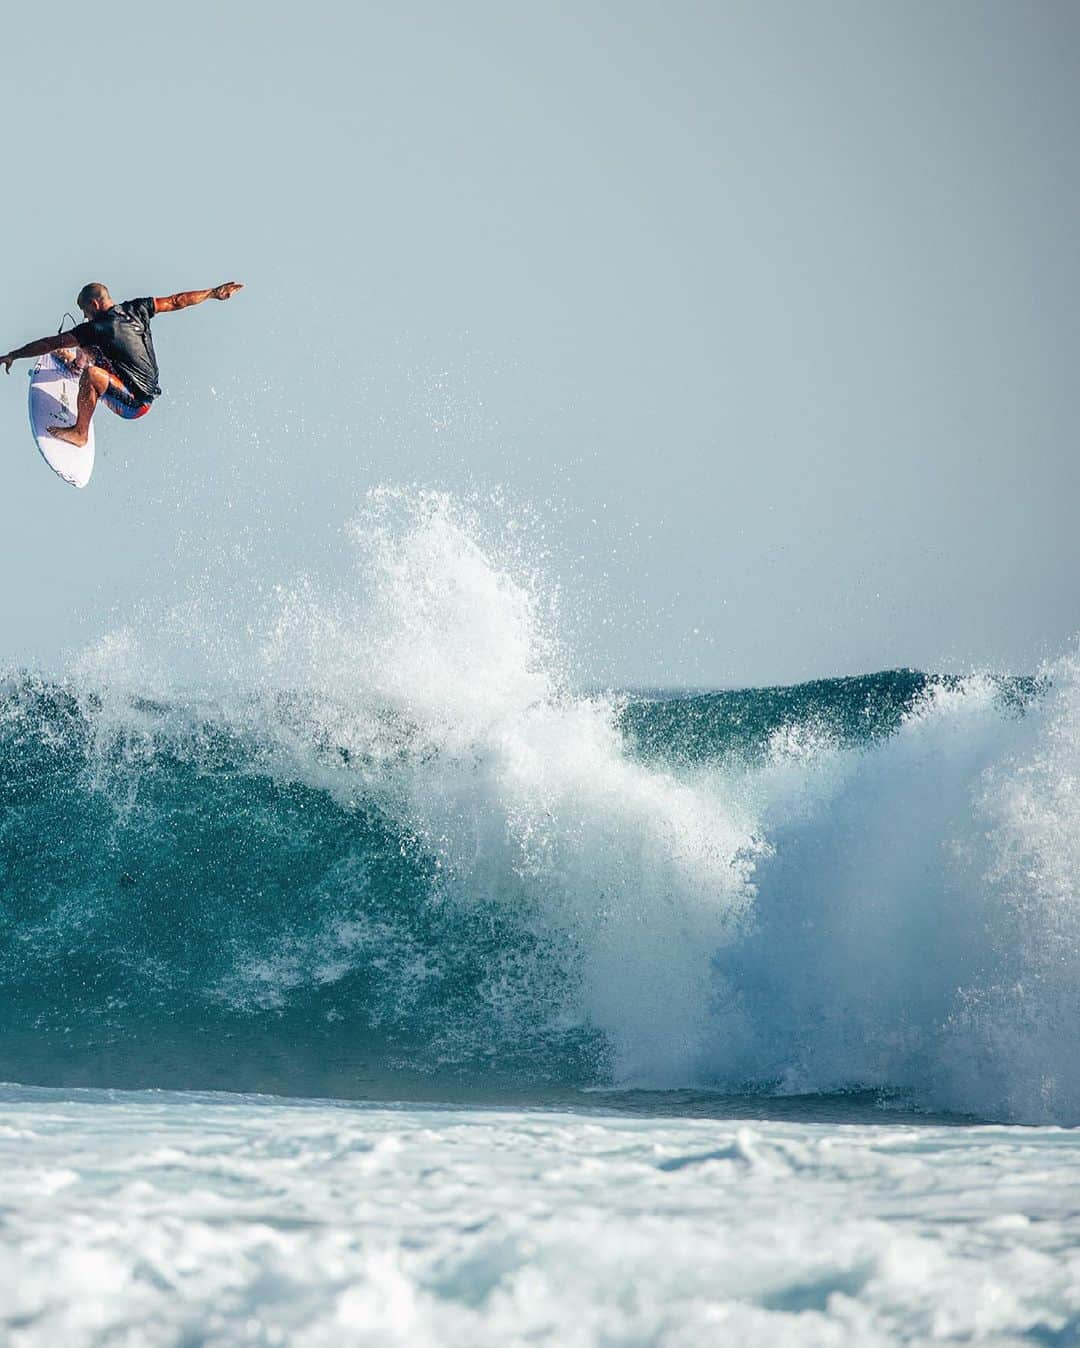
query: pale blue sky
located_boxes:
[2,0,1077,686]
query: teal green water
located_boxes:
[0,668,1066,1122]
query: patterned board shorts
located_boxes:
[101,381,153,420]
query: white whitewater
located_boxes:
[2,1085,1078,1346]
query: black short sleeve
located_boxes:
[66,297,162,401]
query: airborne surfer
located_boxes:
[1,281,243,447]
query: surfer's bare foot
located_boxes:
[47,423,88,448]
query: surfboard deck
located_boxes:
[28,352,95,488]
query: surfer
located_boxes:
[1,282,243,447]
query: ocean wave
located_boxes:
[0,490,1075,1123]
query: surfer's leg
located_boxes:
[100,378,153,420]
[47,364,111,447]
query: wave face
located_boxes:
[1,491,1078,1123]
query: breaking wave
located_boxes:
[1,490,1076,1123]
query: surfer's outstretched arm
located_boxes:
[154,282,244,313]
[1,333,80,373]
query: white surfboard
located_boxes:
[28,352,95,488]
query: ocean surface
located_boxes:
[3,491,1079,1343]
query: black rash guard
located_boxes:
[72,297,161,402]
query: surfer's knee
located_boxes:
[84,366,111,395]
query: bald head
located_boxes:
[76,282,112,316]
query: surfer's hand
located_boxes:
[1,354,13,374]
[211,282,243,301]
